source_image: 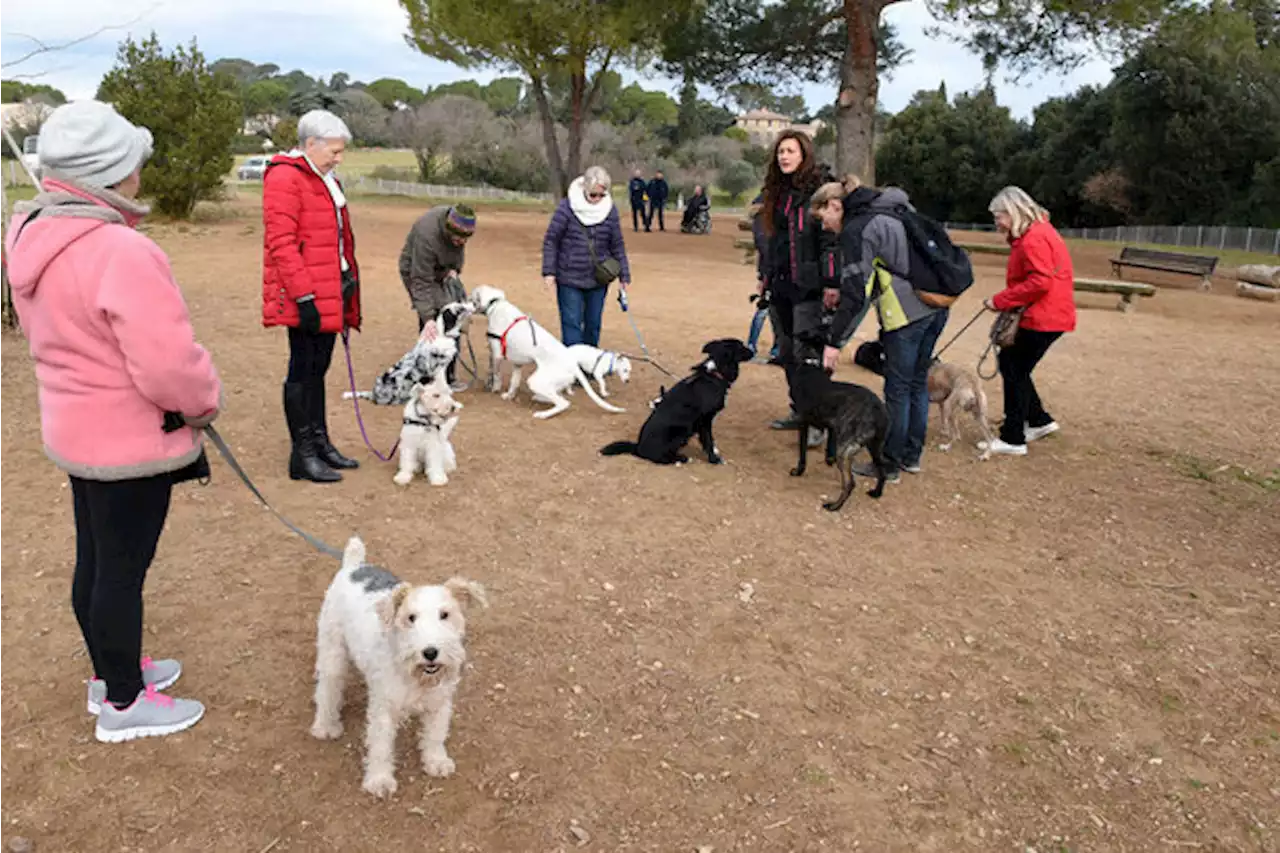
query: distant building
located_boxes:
[243,113,282,136]
[734,108,826,147]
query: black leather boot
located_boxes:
[310,380,359,470]
[284,382,341,482]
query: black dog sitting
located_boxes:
[601,338,754,465]
[788,336,889,511]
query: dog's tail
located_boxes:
[600,441,639,457]
[342,536,366,569]
[572,364,625,413]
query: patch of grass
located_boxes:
[1149,447,1280,493]
[1160,694,1183,713]
[1000,742,1030,764]
[3,182,38,211]
[1187,778,1208,790]
[800,765,831,785]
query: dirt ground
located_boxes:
[3,199,1278,853]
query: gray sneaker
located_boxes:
[87,657,181,715]
[449,380,469,393]
[95,686,205,743]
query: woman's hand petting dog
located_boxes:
[823,345,840,372]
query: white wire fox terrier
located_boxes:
[310,536,488,798]
[393,374,462,487]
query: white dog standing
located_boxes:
[311,536,487,798]
[393,374,462,487]
[470,284,625,419]
[566,344,632,398]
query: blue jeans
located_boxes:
[557,284,608,347]
[746,308,778,358]
[881,309,949,471]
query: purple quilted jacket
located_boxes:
[541,200,632,291]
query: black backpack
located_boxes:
[843,193,974,308]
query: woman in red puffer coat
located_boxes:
[262,110,362,483]
[983,185,1077,457]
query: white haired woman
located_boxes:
[983,186,1077,456]
[541,166,632,346]
[262,109,363,482]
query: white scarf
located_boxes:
[290,148,349,271]
[568,176,613,227]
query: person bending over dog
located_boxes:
[831,182,949,483]
[399,204,477,392]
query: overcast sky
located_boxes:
[1,0,1115,120]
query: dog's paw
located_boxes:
[708,453,725,465]
[309,719,343,740]
[393,472,413,487]
[500,391,517,401]
[824,455,836,466]
[428,474,449,487]
[362,772,398,799]
[422,754,456,778]
[936,441,953,453]
[789,466,806,477]
[822,500,841,511]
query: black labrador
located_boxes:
[600,338,754,465]
[788,337,889,511]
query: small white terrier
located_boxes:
[393,375,462,487]
[566,344,632,398]
[310,536,488,798]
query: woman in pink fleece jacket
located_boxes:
[5,101,220,743]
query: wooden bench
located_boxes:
[1110,247,1218,291]
[955,241,1011,256]
[1075,277,1156,312]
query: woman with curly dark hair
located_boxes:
[757,129,832,431]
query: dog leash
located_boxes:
[203,425,344,560]
[616,290,678,378]
[932,306,990,362]
[340,330,400,462]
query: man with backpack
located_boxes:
[827,183,971,482]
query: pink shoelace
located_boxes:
[140,655,155,672]
[143,684,174,708]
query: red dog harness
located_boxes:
[486,315,536,358]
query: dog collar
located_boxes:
[404,403,444,430]
[480,296,503,315]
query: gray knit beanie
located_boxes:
[38,100,154,189]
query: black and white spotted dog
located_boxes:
[344,303,474,406]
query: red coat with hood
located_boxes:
[991,218,1077,333]
[261,153,360,333]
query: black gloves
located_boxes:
[297,296,322,334]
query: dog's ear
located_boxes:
[734,341,754,363]
[444,577,489,611]
[378,584,411,627]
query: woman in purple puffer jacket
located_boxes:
[541,166,632,347]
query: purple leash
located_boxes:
[341,330,399,462]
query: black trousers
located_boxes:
[997,328,1062,445]
[630,203,648,232]
[649,202,665,231]
[287,327,336,384]
[71,474,173,706]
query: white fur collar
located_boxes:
[568,176,612,226]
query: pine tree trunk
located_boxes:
[529,74,569,196]
[836,0,886,183]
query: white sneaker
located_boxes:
[1025,422,1059,442]
[978,438,1028,456]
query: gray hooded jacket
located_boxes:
[830,187,941,348]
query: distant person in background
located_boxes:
[262,109,362,484]
[627,168,649,233]
[680,184,711,234]
[983,185,1077,456]
[646,170,669,232]
[398,203,477,391]
[542,166,632,347]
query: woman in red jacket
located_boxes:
[983,186,1077,456]
[262,110,362,482]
